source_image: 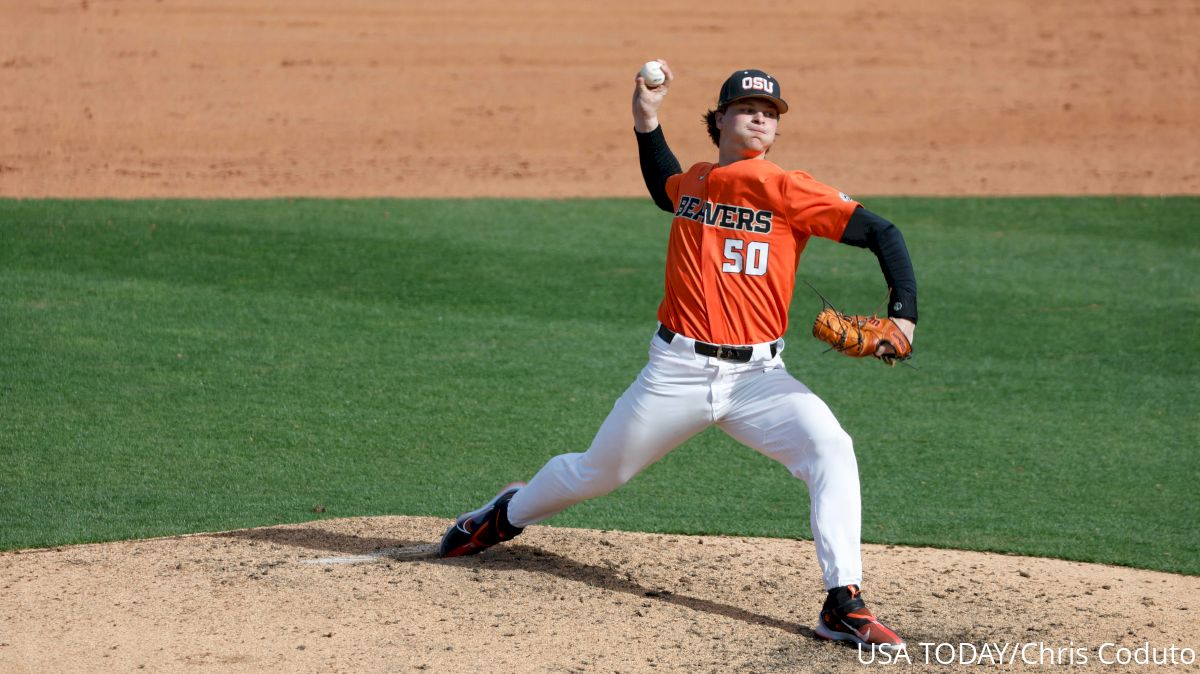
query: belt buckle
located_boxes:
[715,345,734,360]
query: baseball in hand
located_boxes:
[639,61,665,88]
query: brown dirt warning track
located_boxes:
[2,1,1198,672]
[1,0,1197,198]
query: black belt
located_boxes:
[657,324,778,362]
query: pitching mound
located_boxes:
[2,516,1196,672]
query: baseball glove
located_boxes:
[812,308,912,365]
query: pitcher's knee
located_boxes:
[807,430,858,477]
[786,429,855,480]
[812,429,854,459]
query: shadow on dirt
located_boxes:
[211,526,427,555]
[465,543,813,638]
[213,525,811,638]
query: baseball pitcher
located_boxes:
[438,61,918,654]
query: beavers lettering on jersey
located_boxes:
[674,195,773,234]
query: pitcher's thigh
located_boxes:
[508,362,713,527]
[721,369,856,480]
[580,369,712,485]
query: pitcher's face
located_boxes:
[717,98,780,159]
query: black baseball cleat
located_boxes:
[814,584,906,653]
[437,483,526,558]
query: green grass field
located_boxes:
[2,197,1197,575]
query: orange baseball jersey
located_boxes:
[660,159,859,345]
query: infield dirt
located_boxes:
[2,1,1198,672]
[1,0,1197,197]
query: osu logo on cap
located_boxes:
[742,76,775,94]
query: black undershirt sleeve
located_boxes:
[839,206,919,323]
[635,125,682,213]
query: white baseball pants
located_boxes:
[505,326,864,590]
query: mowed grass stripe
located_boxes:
[1,197,1196,575]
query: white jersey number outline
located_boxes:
[721,239,769,277]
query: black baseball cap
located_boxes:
[718,69,788,114]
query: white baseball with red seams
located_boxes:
[639,60,665,87]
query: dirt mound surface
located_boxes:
[2,517,1197,672]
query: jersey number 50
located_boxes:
[721,239,769,277]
